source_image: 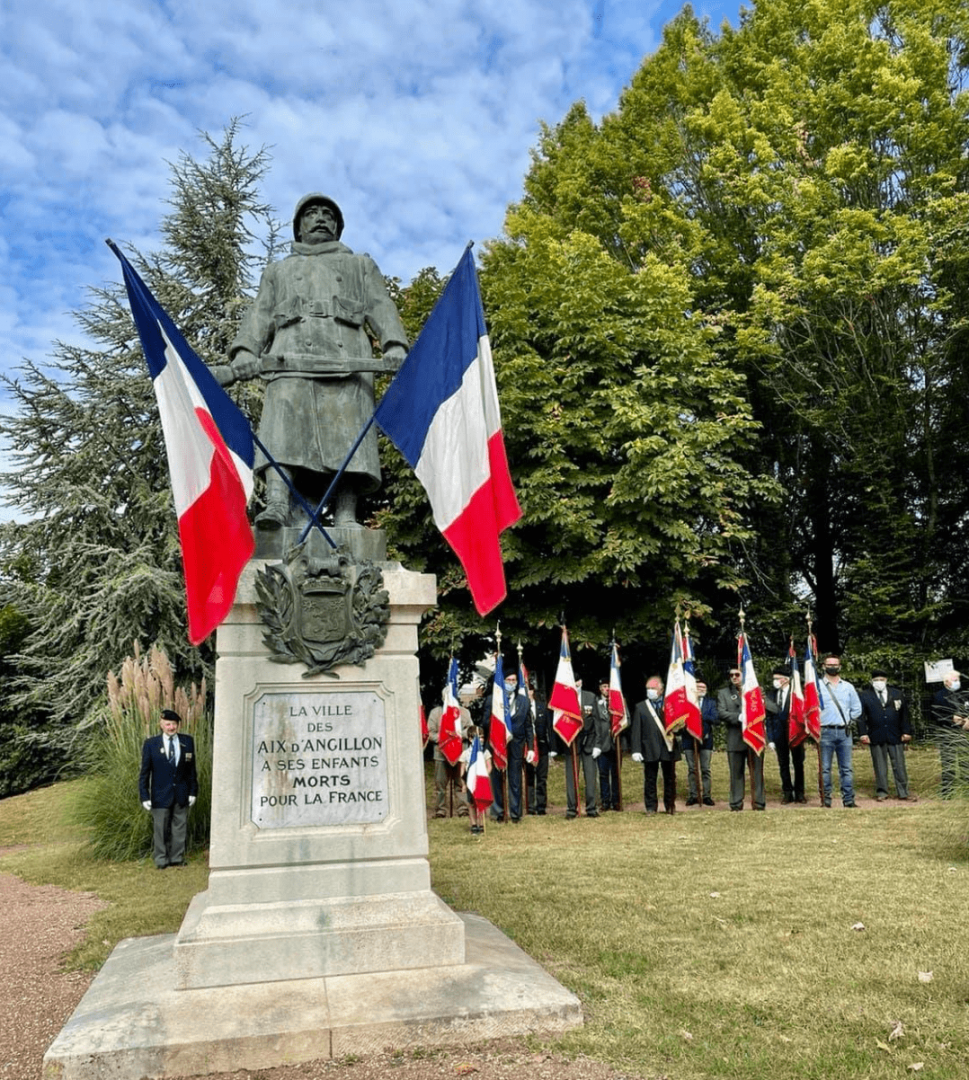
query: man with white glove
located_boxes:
[630,676,680,815]
[138,709,198,869]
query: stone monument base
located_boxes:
[43,914,583,1080]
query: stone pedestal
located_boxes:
[44,554,582,1079]
[174,559,464,989]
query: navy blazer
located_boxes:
[139,733,199,809]
[858,687,912,745]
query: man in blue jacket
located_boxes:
[139,709,198,869]
[859,669,912,800]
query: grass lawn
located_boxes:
[2,745,968,1079]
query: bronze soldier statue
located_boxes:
[216,194,408,529]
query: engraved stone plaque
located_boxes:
[251,690,388,828]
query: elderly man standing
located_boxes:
[932,670,969,799]
[858,669,912,801]
[631,676,680,815]
[819,656,862,808]
[139,709,198,870]
[218,194,408,529]
[765,665,805,804]
[718,667,766,811]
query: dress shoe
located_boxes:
[703,797,715,806]
[844,802,857,808]
[876,793,887,801]
[730,806,742,812]
[754,805,765,811]
[665,806,675,815]
[782,793,794,804]
[823,799,832,807]
[645,809,657,815]
[587,810,599,817]
[686,797,699,806]
[795,795,807,803]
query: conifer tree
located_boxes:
[0,122,277,740]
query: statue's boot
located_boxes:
[256,470,292,530]
[333,489,357,527]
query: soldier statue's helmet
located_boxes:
[293,193,344,240]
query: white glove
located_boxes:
[142,801,151,811]
[188,796,196,806]
[549,750,558,758]
[525,750,536,765]
[768,742,777,752]
[592,747,602,759]
[632,752,644,763]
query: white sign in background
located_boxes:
[250,690,388,828]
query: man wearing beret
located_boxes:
[858,669,912,800]
[765,665,806,804]
[139,709,198,869]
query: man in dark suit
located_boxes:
[858,669,912,800]
[765,665,806,803]
[139,708,198,869]
[631,676,680,814]
[718,667,765,811]
[932,671,969,799]
[594,678,620,811]
[525,683,552,815]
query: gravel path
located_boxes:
[0,857,627,1080]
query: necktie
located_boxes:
[880,690,887,707]
[167,736,175,764]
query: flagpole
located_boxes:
[738,608,755,812]
[612,633,624,813]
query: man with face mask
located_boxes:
[765,666,805,804]
[501,670,534,823]
[931,670,969,799]
[679,678,718,806]
[819,656,862,808]
[631,676,681,814]
[718,667,766,811]
[858,669,912,800]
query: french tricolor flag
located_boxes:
[374,246,521,615]
[110,243,255,645]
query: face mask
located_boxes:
[503,681,515,694]
[947,680,961,692]
[872,680,887,693]
[647,688,660,702]
[772,679,783,690]
[824,667,840,677]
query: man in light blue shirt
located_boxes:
[819,656,862,808]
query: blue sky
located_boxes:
[1,0,743,396]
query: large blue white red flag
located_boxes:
[374,247,521,615]
[438,656,464,766]
[110,243,254,644]
[549,628,583,746]
[466,734,493,810]
[738,631,767,754]
[608,642,629,737]
[682,625,703,741]
[787,637,808,748]
[489,653,510,769]
[803,635,824,741]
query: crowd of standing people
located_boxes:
[425,657,969,827]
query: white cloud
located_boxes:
[0,0,740,376]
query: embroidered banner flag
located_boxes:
[110,242,254,645]
[664,622,690,734]
[683,624,703,741]
[803,634,825,741]
[489,652,510,769]
[608,642,629,737]
[438,656,464,766]
[420,701,429,750]
[466,734,493,810]
[374,247,521,615]
[738,631,767,754]
[550,628,583,747]
[787,638,808,748]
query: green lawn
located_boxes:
[3,746,968,1079]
